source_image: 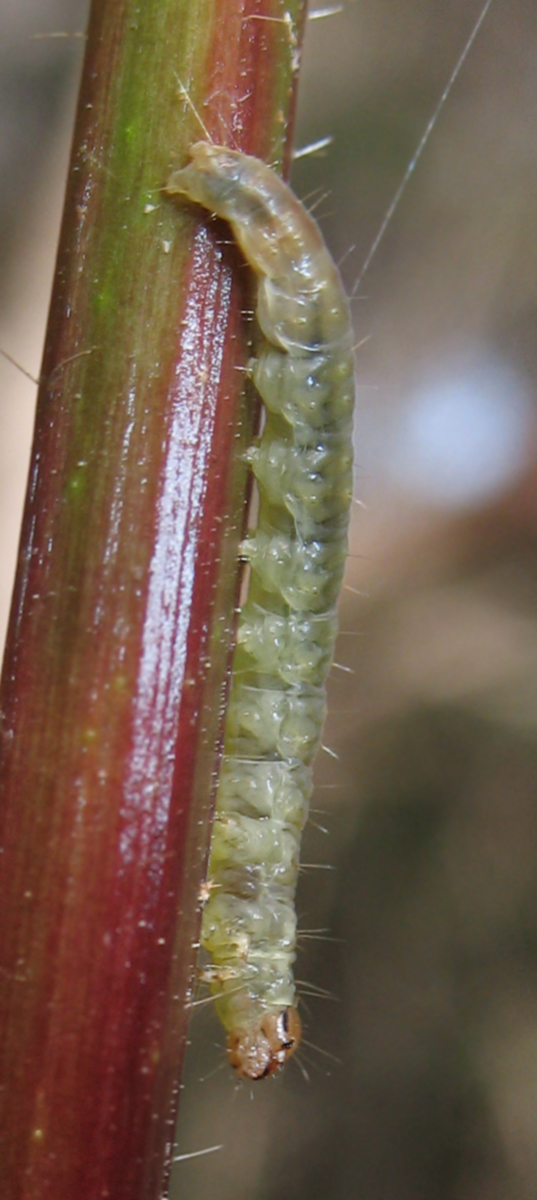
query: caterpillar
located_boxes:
[167,142,354,1079]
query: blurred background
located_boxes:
[2,1,537,1197]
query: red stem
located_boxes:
[0,1,308,1197]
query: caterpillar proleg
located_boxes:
[167,144,354,1079]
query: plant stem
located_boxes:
[0,1,308,1196]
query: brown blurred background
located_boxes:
[2,2,536,1198]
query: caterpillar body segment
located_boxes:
[167,143,354,1080]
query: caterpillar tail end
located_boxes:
[227,1007,302,1080]
[166,144,239,215]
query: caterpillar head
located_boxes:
[227,1007,301,1080]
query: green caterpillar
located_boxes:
[168,143,354,1079]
